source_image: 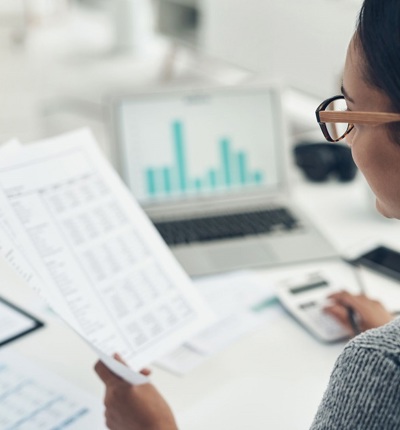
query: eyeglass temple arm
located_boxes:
[319,111,400,125]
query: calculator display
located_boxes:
[289,280,329,295]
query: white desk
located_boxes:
[2,174,400,430]
[2,12,400,429]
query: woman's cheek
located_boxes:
[347,128,370,170]
[349,143,362,170]
[344,129,354,147]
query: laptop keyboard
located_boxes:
[154,207,301,246]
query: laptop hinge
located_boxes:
[144,188,290,221]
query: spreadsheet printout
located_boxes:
[0,141,44,291]
[0,129,214,372]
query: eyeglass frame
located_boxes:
[315,94,400,142]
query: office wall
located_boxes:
[200,0,361,97]
[0,1,22,13]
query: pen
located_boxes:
[347,265,365,335]
[347,306,361,335]
[353,265,366,295]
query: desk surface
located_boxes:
[2,14,400,428]
[2,175,400,430]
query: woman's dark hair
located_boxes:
[357,0,400,140]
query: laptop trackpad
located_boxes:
[205,240,276,271]
[173,239,277,276]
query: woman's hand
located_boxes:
[95,354,178,430]
[324,291,394,334]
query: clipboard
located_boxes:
[0,296,44,347]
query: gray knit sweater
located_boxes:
[310,317,400,429]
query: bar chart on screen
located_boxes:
[118,90,280,203]
[144,120,266,198]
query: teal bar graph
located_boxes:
[163,167,172,193]
[173,121,187,191]
[254,171,264,184]
[144,120,265,197]
[238,152,247,185]
[146,169,156,196]
[194,179,202,190]
[220,139,232,186]
[209,169,218,188]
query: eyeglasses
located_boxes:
[315,94,400,142]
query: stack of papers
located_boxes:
[0,130,214,384]
[156,271,281,375]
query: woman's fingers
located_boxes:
[95,360,121,385]
[113,353,127,365]
[112,353,152,376]
[324,304,352,330]
[328,291,366,312]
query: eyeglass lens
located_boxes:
[324,97,350,141]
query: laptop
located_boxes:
[110,85,337,276]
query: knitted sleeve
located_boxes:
[310,342,400,430]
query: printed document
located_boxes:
[156,271,281,375]
[0,141,43,290]
[0,349,106,429]
[0,130,214,377]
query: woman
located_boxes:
[95,0,400,428]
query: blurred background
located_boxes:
[0,0,362,155]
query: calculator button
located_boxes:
[300,303,350,339]
[299,301,317,310]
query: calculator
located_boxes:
[277,272,352,342]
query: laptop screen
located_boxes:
[114,88,285,205]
